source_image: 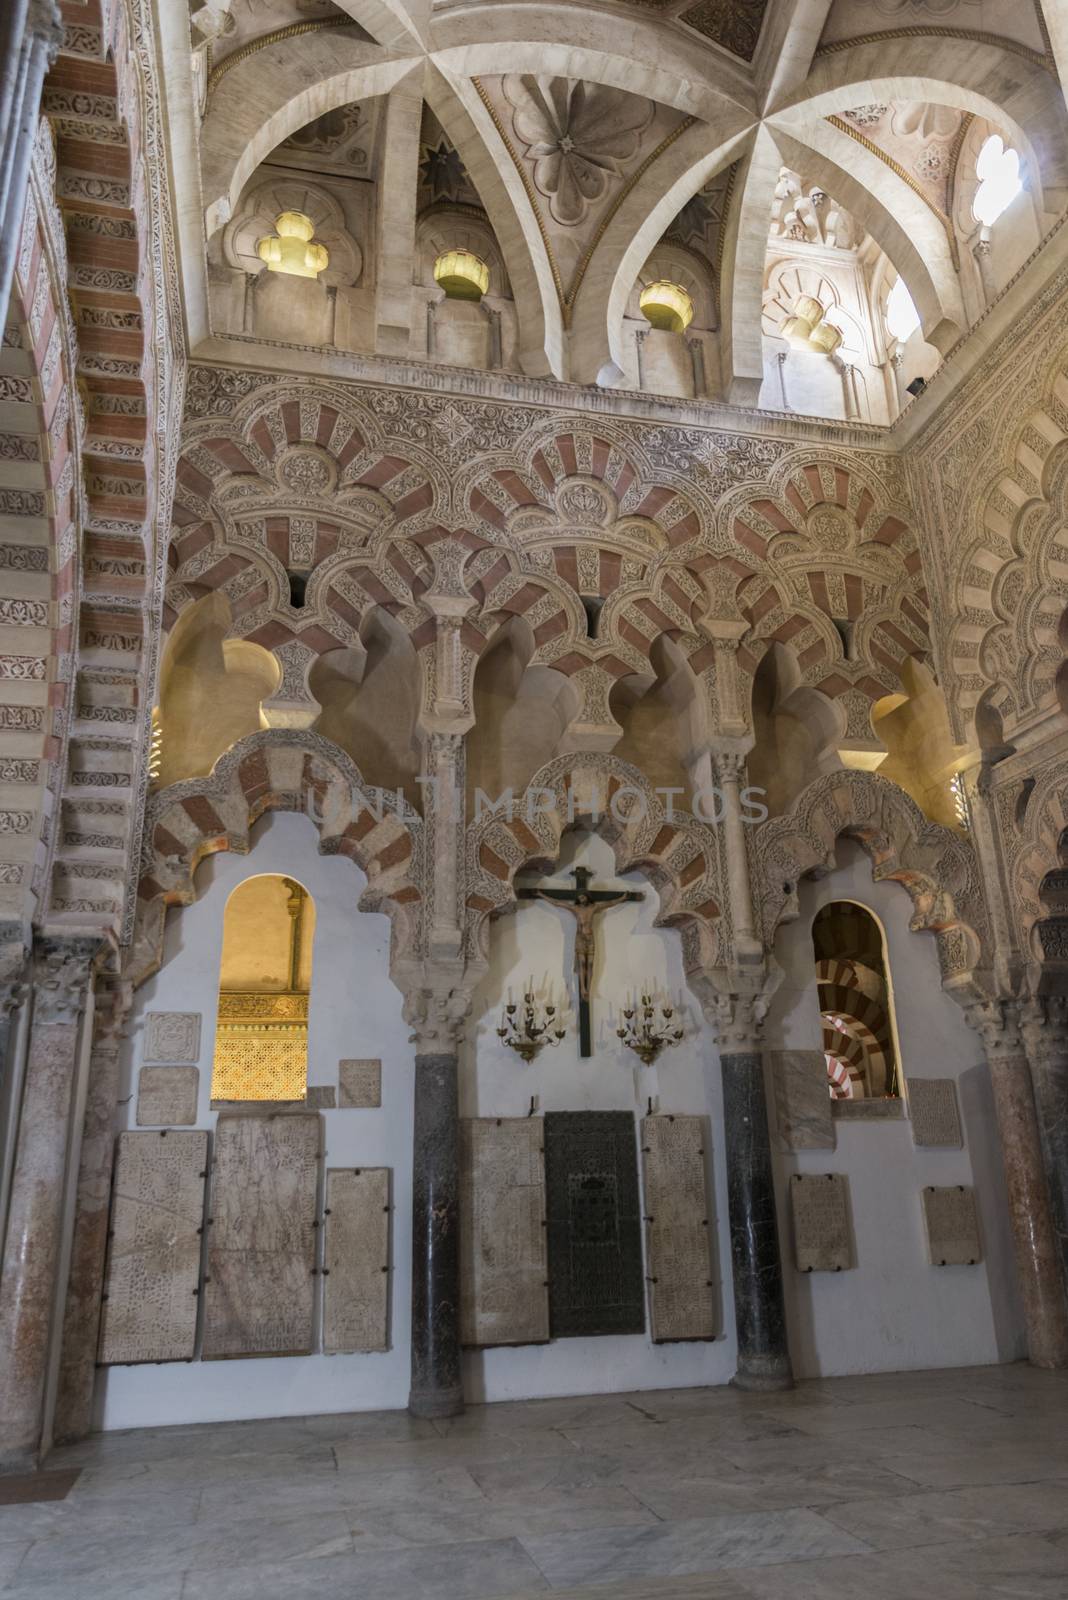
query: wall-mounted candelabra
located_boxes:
[498,986,567,1063]
[617,988,684,1065]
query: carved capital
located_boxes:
[965,996,1024,1061]
[31,936,100,1026]
[710,748,747,787]
[703,990,766,1052]
[92,979,134,1053]
[1019,995,1068,1068]
[403,985,474,1053]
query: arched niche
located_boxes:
[415,209,518,373]
[211,873,316,1102]
[871,657,966,831]
[748,642,843,818]
[465,616,573,812]
[812,898,899,1098]
[310,611,423,810]
[610,633,699,798]
[623,243,718,400]
[155,593,280,789]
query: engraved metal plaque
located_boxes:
[323,1168,389,1353]
[769,1050,835,1150]
[203,1113,320,1358]
[97,1131,207,1365]
[544,1111,644,1338]
[909,1079,963,1148]
[339,1059,382,1108]
[136,1066,199,1127]
[790,1172,854,1273]
[640,1115,715,1342]
[460,1118,549,1348]
[144,1011,201,1064]
[923,1185,982,1266]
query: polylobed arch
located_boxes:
[464,753,724,977]
[129,729,423,988]
[755,767,989,1003]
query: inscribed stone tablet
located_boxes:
[339,1059,381,1108]
[460,1118,548,1348]
[544,1111,644,1338]
[97,1131,207,1364]
[790,1172,854,1272]
[144,1011,201,1064]
[323,1168,389,1353]
[203,1113,320,1358]
[909,1079,963,1148]
[923,1185,982,1266]
[136,1066,199,1126]
[769,1051,835,1150]
[306,1084,336,1110]
[640,1115,716,1342]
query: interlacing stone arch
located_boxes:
[947,345,1068,744]
[755,769,989,1002]
[463,754,724,977]
[128,729,423,987]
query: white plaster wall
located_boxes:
[765,839,1026,1379]
[461,831,739,1402]
[96,811,413,1430]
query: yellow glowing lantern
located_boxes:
[256,212,330,279]
[639,280,694,333]
[780,294,843,357]
[433,248,490,301]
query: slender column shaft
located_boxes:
[720,1044,793,1390]
[53,983,131,1444]
[0,936,97,1473]
[409,1047,462,1419]
[0,0,61,320]
[971,1001,1068,1369]
[1021,998,1068,1302]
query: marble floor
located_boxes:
[2,1365,1068,1598]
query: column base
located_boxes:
[731,1360,794,1393]
[408,1383,464,1420]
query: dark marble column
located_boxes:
[969,1000,1068,1370]
[0,935,97,1473]
[53,980,131,1445]
[0,0,62,318]
[409,1048,462,1419]
[720,1045,793,1390]
[1021,997,1068,1302]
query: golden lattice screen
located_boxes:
[211,872,314,1101]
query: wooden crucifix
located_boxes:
[517,866,643,1057]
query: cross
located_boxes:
[517,866,643,1057]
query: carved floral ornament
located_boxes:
[502,76,654,226]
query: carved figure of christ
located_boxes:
[517,866,644,1056]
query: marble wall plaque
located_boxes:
[544,1111,644,1338]
[98,1131,207,1365]
[323,1168,389,1353]
[790,1172,854,1272]
[460,1118,549,1348]
[144,1011,201,1064]
[136,1066,199,1126]
[769,1050,835,1150]
[923,1185,982,1265]
[203,1113,320,1358]
[306,1084,336,1110]
[338,1059,381,1108]
[640,1115,716,1342]
[909,1079,963,1148]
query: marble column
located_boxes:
[0,0,62,319]
[404,986,469,1420]
[969,999,1068,1369]
[53,980,131,1445]
[0,935,98,1473]
[710,995,793,1391]
[1021,996,1068,1301]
